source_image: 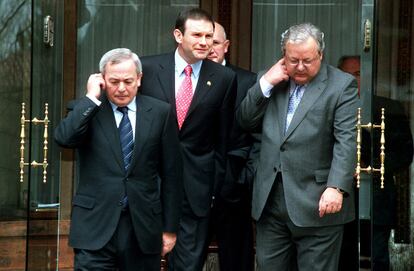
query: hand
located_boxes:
[318,187,343,218]
[161,232,177,256]
[263,58,289,85]
[86,73,105,99]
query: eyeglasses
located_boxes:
[285,56,320,67]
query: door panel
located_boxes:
[0,1,31,270]
[26,0,64,270]
[0,0,64,270]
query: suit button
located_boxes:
[280,146,285,152]
[118,201,123,206]
[273,167,277,172]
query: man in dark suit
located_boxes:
[207,22,257,271]
[139,8,236,271]
[237,23,359,270]
[54,48,183,270]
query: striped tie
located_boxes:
[117,106,134,171]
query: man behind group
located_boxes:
[54,48,183,270]
[237,23,358,270]
[207,22,256,271]
[140,8,237,271]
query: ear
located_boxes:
[173,29,183,44]
[136,72,143,87]
[223,40,230,54]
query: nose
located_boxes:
[118,82,126,92]
[296,61,305,71]
[199,36,207,46]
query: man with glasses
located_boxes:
[237,23,358,270]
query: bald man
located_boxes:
[208,22,257,271]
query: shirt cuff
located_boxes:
[86,94,102,106]
[259,76,274,98]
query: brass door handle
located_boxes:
[355,108,385,188]
[19,102,50,183]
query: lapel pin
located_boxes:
[207,81,211,86]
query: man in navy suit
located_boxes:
[207,22,257,271]
[55,48,182,270]
[140,8,237,271]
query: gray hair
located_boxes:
[99,48,142,74]
[280,23,325,54]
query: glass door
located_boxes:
[359,0,414,270]
[0,0,64,270]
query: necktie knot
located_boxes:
[184,65,192,77]
[292,84,303,98]
[117,106,128,115]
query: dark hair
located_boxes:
[337,55,360,69]
[175,8,214,34]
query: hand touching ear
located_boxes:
[87,73,106,99]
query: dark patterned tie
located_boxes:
[117,106,134,171]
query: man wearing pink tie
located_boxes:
[140,8,237,271]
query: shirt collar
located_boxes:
[174,49,202,78]
[109,96,137,112]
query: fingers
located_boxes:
[263,58,289,85]
[161,232,177,256]
[318,187,343,218]
[87,73,105,99]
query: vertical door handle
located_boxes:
[19,102,50,183]
[355,108,385,188]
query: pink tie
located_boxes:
[176,65,193,129]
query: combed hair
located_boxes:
[175,8,214,34]
[280,23,325,54]
[99,48,142,75]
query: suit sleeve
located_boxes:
[236,77,270,132]
[214,73,237,200]
[54,97,99,148]
[328,79,359,193]
[160,107,183,232]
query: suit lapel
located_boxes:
[283,64,328,140]
[129,95,153,172]
[274,81,290,139]
[186,60,213,118]
[95,97,124,170]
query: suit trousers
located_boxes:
[168,194,210,271]
[256,175,344,271]
[209,183,255,271]
[74,209,161,271]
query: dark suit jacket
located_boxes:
[140,53,236,217]
[220,64,257,201]
[238,63,359,227]
[54,94,182,254]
